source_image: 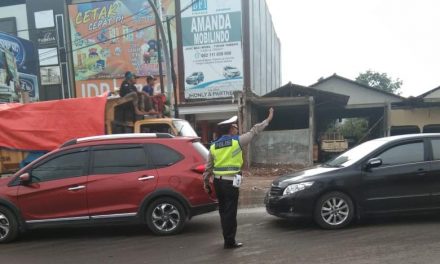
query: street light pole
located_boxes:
[147,0,174,116]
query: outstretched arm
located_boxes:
[239,107,274,147]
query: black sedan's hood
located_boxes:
[273,165,340,187]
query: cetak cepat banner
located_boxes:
[181,0,243,99]
[69,0,164,81]
[68,0,177,98]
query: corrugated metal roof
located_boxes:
[263,82,349,107]
[310,74,405,100]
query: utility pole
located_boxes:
[147,0,174,116]
[154,0,164,94]
[166,16,178,117]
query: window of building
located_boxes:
[423,124,440,133]
[390,126,420,136]
[34,10,54,29]
[0,17,17,36]
[431,139,440,160]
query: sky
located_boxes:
[265,0,440,97]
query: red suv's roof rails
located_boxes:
[60,133,174,148]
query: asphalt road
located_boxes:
[2,207,440,264]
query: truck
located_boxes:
[0,93,197,175]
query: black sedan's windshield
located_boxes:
[324,139,388,167]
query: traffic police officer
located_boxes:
[203,108,274,249]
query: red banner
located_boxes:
[0,96,107,151]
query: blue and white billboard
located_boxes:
[181,0,243,99]
[0,32,39,101]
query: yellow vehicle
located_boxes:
[134,118,197,136]
[105,94,197,136]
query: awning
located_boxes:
[178,103,238,115]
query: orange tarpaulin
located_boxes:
[0,96,107,151]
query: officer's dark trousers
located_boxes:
[214,177,239,246]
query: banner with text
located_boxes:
[68,0,176,84]
[0,32,39,101]
[181,0,243,99]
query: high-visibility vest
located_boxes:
[210,135,243,175]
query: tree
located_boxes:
[324,118,368,143]
[338,118,369,141]
[355,70,402,95]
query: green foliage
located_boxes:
[325,118,369,143]
[338,118,369,141]
[356,70,402,95]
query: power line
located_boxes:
[7,0,197,70]
[5,7,151,62]
[36,0,197,64]
[38,17,164,63]
[36,7,154,58]
[9,1,172,59]
[40,23,158,63]
[7,3,147,37]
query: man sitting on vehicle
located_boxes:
[119,71,157,116]
[142,75,166,117]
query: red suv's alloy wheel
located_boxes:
[146,198,186,235]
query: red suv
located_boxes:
[0,133,217,243]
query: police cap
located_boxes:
[218,115,238,126]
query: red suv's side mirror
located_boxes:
[19,173,31,184]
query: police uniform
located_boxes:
[203,115,271,249]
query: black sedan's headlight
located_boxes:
[282,182,314,196]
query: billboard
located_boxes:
[181,0,243,99]
[0,32,39,100]
[68,0,177,97]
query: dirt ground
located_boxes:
[238,164,304,207]
[242,164,303,188]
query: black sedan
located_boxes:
[265,133,440,229]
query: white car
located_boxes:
[186,72,204,85]
[223,66,240,78]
